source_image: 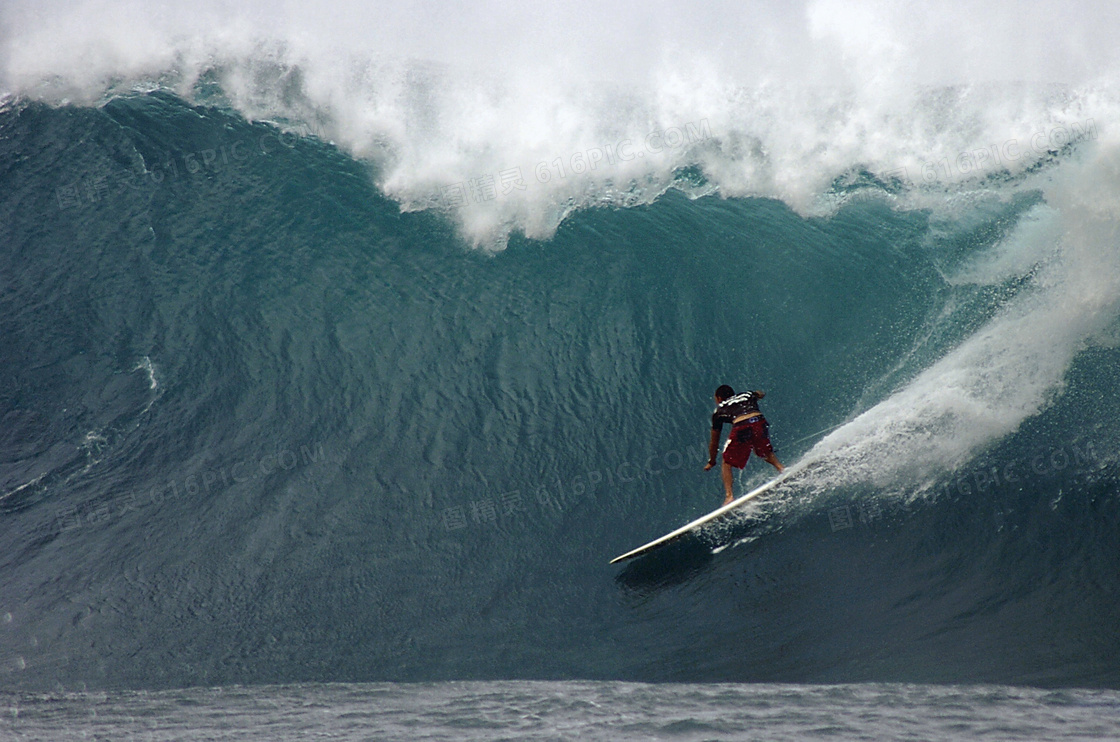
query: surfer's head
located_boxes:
[714,384,734,402]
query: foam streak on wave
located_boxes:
[796,136,1120,497]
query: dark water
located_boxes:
[1,92,1118,696]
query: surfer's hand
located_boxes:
[704,461,715,471]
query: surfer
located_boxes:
[704,384,784,504]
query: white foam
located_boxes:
[949,203,1063,286]
[3,0,1119,246]
[795,131,1120,497]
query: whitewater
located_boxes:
[2,0,1119,738]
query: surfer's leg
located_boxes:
[721,461,735,504]
[753,418,783,473]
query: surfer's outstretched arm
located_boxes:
[704,428,721,471]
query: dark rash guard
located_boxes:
[711,392,763,431]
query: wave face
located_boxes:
[2,1,1120,690]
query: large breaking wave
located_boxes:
[1,0,1118,690]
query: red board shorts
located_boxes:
[722,417,774,469]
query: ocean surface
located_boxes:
[3,681,1120,741]
[2,1,1120,738]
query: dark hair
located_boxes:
[715,384,735,400]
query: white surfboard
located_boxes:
[609,465,804,565]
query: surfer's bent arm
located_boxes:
[705,427,721,470]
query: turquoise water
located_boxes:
[1,92,1117,694]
